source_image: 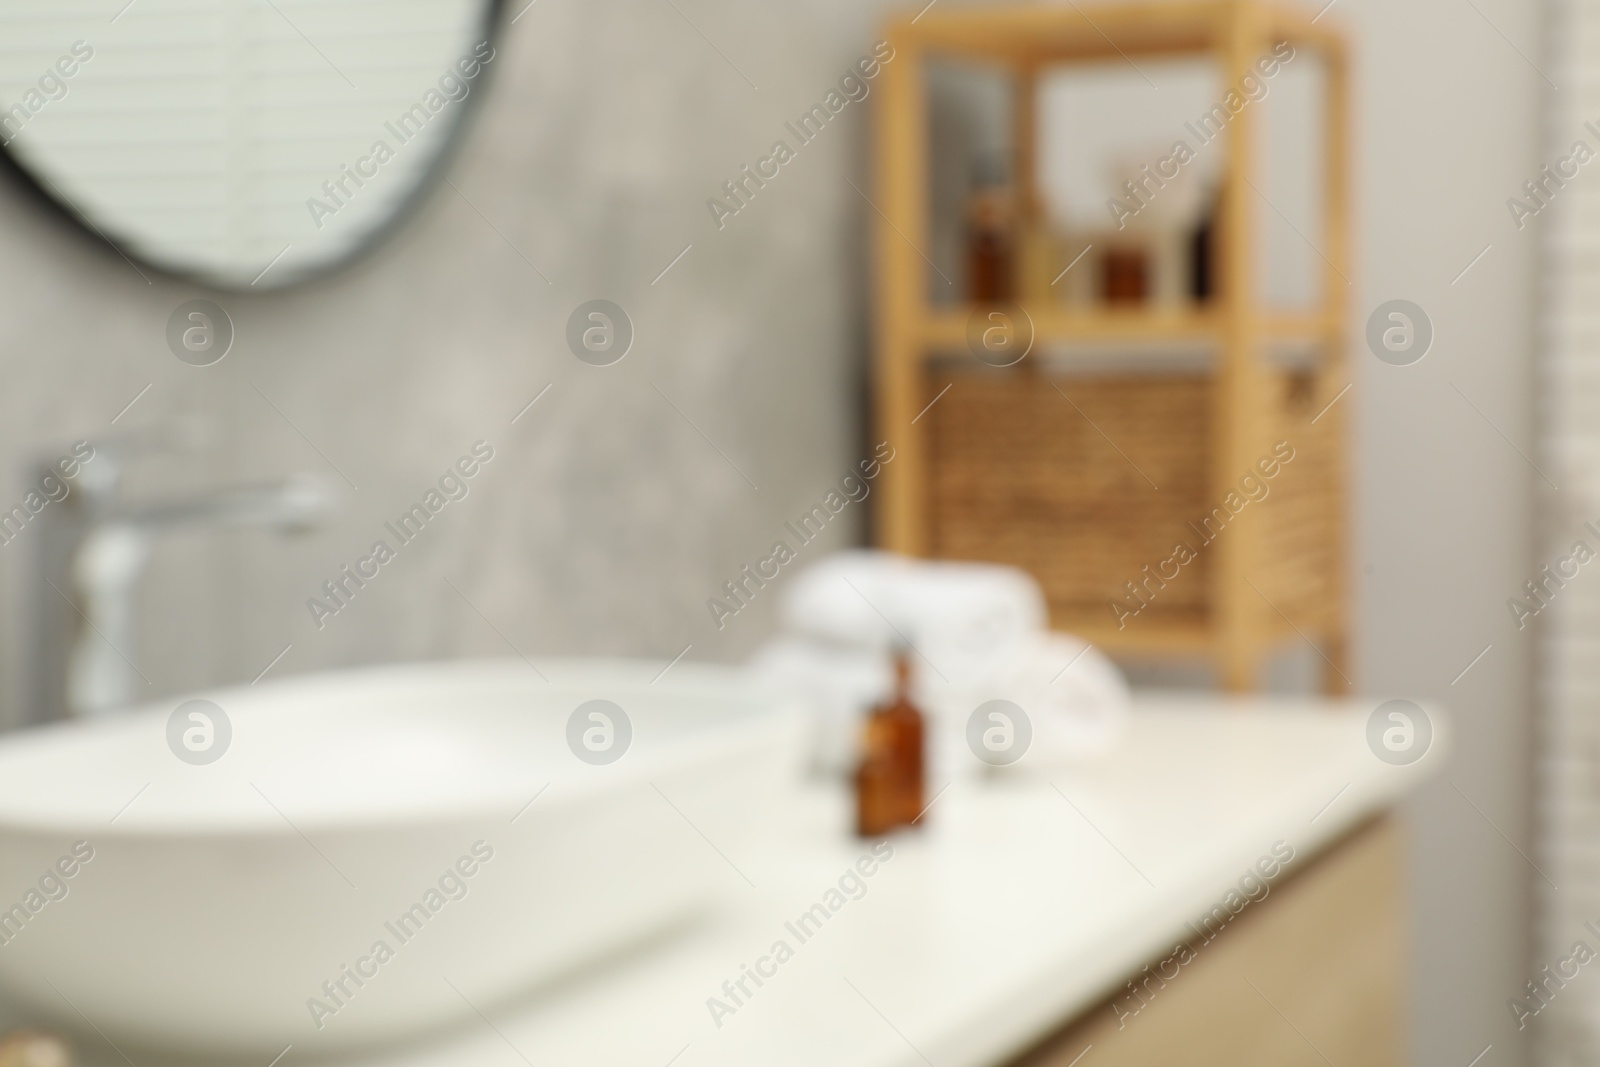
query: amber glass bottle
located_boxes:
[966,155,1014,303]
[855,650,926,838]
[966,188,1014,303]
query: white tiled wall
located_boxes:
[1535,0,1600,1061]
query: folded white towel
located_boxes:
[778,550,1048,687]
[748,631,1128,776]
[919,631,1128,774]
[755,551,1127,775]
[747,637,892,775]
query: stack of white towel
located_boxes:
[748,550,1129,776]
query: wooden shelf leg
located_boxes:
[873,29,930,557]
[1320,633,1350,695]
[1319,34,1353,696]
[1212,0,1268,694]
[1220,644,1257,692]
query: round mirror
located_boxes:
[0,0,503,290]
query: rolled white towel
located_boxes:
[778,550,1048,687]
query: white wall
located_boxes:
[1343,0,1541,1063]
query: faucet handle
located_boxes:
[60,419,221,513]
[81,418,212,467]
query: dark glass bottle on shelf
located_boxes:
[1101,247,1150,304]
[966,156,1014,303]
[855,649,926,838]
[1189,191,1218,303]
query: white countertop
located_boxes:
[294,692,1436,1067]
[38,692,1436,1067]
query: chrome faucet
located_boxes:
[27,439,329,722]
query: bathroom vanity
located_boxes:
[288,691,1432,1067]
[1012,815,1401,1066]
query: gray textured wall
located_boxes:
[0,0,891,723]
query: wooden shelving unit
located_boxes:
[870,0,1349,691]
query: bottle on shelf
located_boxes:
[854,647,926,838]
[965,155,1015,303]
[1189,187,1219,303]
[1101,245,1150,305]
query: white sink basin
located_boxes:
[0,659,803,1058]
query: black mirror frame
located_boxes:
[0,0,507,293]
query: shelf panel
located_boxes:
[1051,609,1215,655]
[924,307,1213,348]
[1055,607,1337,658]
[920,307,1332,351]
[896,0,1225,63]
[894,0,1344,64]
